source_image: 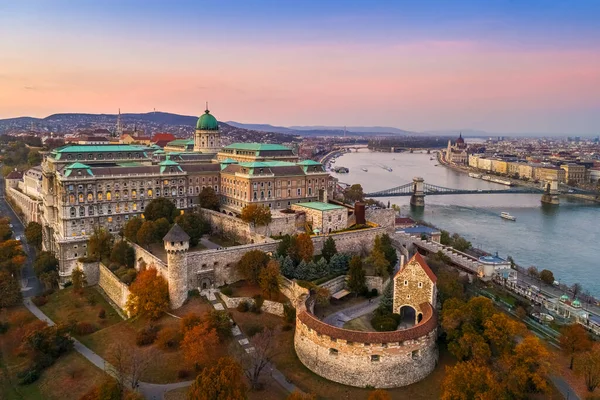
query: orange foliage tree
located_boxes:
[295,233,314,262]
[237,250,270,284]
[368,389,392,400]
[126,268,169,320]
[287,392,316,400]
[259,259,280,299]
[503,336,550,397]
[441,361,500,400]
[181,322,219,368]
[559,324,593,369]
[187,356,247,400]
[575,344,600,393]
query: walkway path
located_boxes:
[323,296,381,328]
[23,298,193,400]
[202,288,298,394]
[200,236,221,250]
[550,375,581,400]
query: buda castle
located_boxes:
[38,108,333,281]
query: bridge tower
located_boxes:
[541,179,560,205]
[410,177,425,207]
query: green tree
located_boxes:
[154,217,171,243]
[329,253,349,275]
[198,187,220,211]
[347,256,366,295]
[237,250,270,284]
[27,150,42,166]
[0,270,22,308]
[277,235,292,258]
[136,221,157,247]
[176,212,210,247]
[72,268,87,292]
[87,228,113,261]
[364,248,390,277]
[280,255,294,278]
[440,230,451,245]
[451,233,471,252]
[24,221,43,250]
[240,204,272,226]
[123,217,143,243]
[144,197,179,223]
[379,234,398,269]
[377,282,393,313]
[289,233,313,263]
[539,269,555,285]
[33,251,59,276]
[321,236,337,262]
[110,240,135,268]
[343,184,364,203]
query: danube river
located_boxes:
[334,150,600,297]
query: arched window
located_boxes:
[78,193,84,203]
[89,206,95,216]
[147,189,153,197]
[115,191,120,200]
[79,206,85,216]
[70,207,76,217]
[131,190,137,199]
[132,203,137,211]
[69,194,75,204]
[97,192,103,201]
[106,191,112,201]
[87,193,93,202]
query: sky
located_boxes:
[1,0,600,135]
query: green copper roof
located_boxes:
[224,143,291,151]
[295,202,344,211]
[196,110,219,130]
[159,159,182,173]
[238,161,296,168]
[55,145,150,153]
[297,159,322,166]
[64,162,93,177]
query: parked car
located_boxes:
[553,280,560,287]
[15,236,21,241]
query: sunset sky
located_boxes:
[1,0,599,134]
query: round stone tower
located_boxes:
[163,223,190,309]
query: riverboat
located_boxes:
[469,172,482,179]
[500,212,516,221]
[361,167,368,172]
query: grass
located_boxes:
[342,314,374,331]
[314,296,367,319]
[208,234,240,248]
[39,286,123,332]
[225,280,288,303]
[164,377,289,400]
[231,310,455,400]
[0,306,107,400]
[80,297,223,384]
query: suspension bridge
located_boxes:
[364,177,598,207]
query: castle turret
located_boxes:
[163,223,190,309]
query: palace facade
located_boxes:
[39,108,334,281]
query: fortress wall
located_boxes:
[98,263,130,316]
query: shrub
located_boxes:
[42,288,55,297]
[32,296,47,307]
[120,269,137,285]
[108,263,120,271]
[181,313,202,332]
[74,322,96,336]
[136,325,158,346]
[188,288,200,298]
[156,327,182,350]
[220,286,233,296]
[371,315,399,332]
[178,369,190,379]
[86,293,97,306]
[0,322,9,334]
[63,281,72,288]
[97,308,106,319]
[236,301,250,312]
[282,324,293,331]
[245,324,263,337]
[17,367,40,385]
[251,295,264,314]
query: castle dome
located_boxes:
[196,109,219,131]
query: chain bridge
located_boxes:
[363,177,589,207]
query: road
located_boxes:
[0,177,42,297]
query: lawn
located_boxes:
[231,309,455,400]
[164,377,289,400]
[208,234,240,248]
[39,286,123,332]
[0,306,107,400]
[343,314,374,331]
[314,295,367,319]
[226,280,288,303]
[80,297,224,383]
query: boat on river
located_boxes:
[361,167,368,172]
[500,212,516,221]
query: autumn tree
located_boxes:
[236,328,279,390]
[374,234,397,271]
[441,361,500,400]
[136,220,157,247]
[288,233,313,263]
[237,250,270,284]
[483,313,525,357]
[321,236,337,262]
[539,269,555,285]
[240,204,272,226]
[0,239,26,274]
[559,324,593,369]
[126,268,170,320]
[198,187,220,211]
[287,392,316,400]
[364,248,390,277]
[181,322,220,368]
[575,344,600,392]
[347,256,366,295]
[24,221,43,250]
[33,251,59,276]
[0,217,12,241]
[123,217,143,243]
[71,268,87,293]
[368,389,392,400]
[527,266,539,280]
[87,228,113,261]
[188,357,247,400]
[0,270,22,308]
[205,310,233,341]
[106,341,157,392]
[503,336,550,397]
[144,197,179,223]
[181,313,203,332]
[259,259,280,300]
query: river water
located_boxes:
[334,150,600,297]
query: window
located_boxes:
[148,189,153,197]
[297,188,301,196]
[70,207,76,217]
[98,192,103,201]
[329,349,338,356]
[418,282,423,288]
[87,193,93,202]
[106,191,112,201]
[412,350,420,360]
[404,280,408,286]
[371,355,380,362]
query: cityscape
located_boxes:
[0,2,599,400]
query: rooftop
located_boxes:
[223,143,291,151]
[400,225,440,235]
[163,223,190,242]
[294,202,344,212]
[54,144,150,153]
[478,255,509,264]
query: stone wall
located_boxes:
[218,292,285,317]
[311,227,386,254]
[280,276,310,307]
[365,276,389,294]
[130,242,168,277]
[318,275,346,294]
[98,263,130,316]
[77,260,100,286]
[294,295,438,388]
[6,187,41,224]
[365,208,396,231]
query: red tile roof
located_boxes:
[151,133,176,143]
[6,171,23,179]
[395,252,437,283]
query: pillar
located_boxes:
[541,179,560,205]
[410,177,425,207]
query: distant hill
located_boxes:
[227,121,418,136]
[225,121,296,134]
[290,125,416,135]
